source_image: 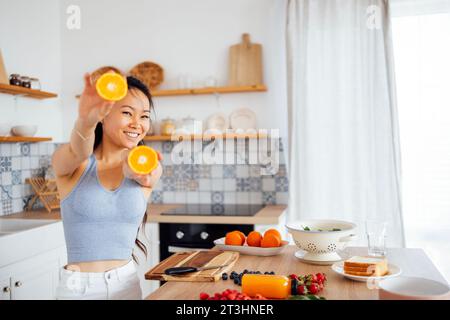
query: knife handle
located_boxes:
[164,267,198,275]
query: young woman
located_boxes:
[52,73,162,300]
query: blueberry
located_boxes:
[270,271,275,275]
[243,269,248,274]
[256,271,261,274]
[222,273,228,280]
[264,272,269,275]
[234,278,239,285]
[230,273,235,280]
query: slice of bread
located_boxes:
[343,256,388,277]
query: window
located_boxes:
[392,9,450,281]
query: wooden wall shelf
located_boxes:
[152,84,267,97]
[144,133,268,141]
[0,136,52,143]
[0,83,57,99]
[75,84,267,99]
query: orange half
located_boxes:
[128,146,158,175]
[95,72,128,101]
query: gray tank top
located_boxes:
[60,153,148,263]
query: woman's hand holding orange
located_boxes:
[122,149,163,188]
[78,73,115,127]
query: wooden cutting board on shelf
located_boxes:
[0,49,8,84]
[228,33,263,86]
[145,250,239,282]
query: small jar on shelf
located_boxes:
[9,74,22,86]
[160,118,176,136]
[30,77,41,90]
[20,76,31,88]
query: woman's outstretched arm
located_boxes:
[52,73,114,177]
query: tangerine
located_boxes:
[261,233,281,248]
[128,146,159,175]
[264,229,282,240]
[246,231,262,247]
[95,72,127,101]
[235,231,246,244]
[225,231,244,246]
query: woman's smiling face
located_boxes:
[102,88,151,149]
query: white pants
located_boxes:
[56,260,142,300]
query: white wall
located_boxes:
[0,0,288,143]
[59,0,288,142]
[0,0,63,141]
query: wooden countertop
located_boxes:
[0,209,62,220]
[1,204,286,225]
[146,204,286,225]
[145,246,449,300]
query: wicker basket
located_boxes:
[129,61,164,90]
[90,66,124,84]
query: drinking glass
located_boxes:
[365,220,387,257]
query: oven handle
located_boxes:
[168,246,211,253]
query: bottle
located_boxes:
[160,118,175,136]
[241,274,297,299]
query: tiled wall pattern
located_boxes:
[146,139,288,206]
[0,139,288,216]
[0,142,58,216]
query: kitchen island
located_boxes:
[145,246,449,300]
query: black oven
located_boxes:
[159,223,254,261]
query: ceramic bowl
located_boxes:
[286,220,357,263]
[11,125,38,137]
[378,276,450,300]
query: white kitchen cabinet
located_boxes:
[1,277,11,300]
[0,246,66,300]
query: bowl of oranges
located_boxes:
[213,229,288,256]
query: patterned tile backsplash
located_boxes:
[0,139,289,216]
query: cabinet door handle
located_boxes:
[15,281,22,287]
[3,286,10,293]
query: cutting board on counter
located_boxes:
[228,33,263,86]
[145,250,239,282]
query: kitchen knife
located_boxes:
[164,264,230,275]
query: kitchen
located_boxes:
[1,0,450,304]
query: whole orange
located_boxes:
[261,233,281,248]
[264,229,282,240]
[225,231,244,246]
[246,231,262,247]
[235,231,246,244]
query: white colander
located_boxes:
[286,220,357,264]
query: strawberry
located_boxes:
[297,285,306,295]
[227,293,237,300]
[199,292,209,300]
[289,274,298,280]
[316,273,326,284]
[308,283,319,294]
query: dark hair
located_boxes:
[93,75,154,264]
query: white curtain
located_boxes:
[286,0,405,247]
